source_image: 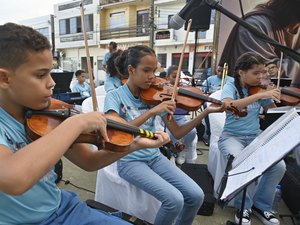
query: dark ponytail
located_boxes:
[114,45,156,77]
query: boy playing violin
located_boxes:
[0,23,169,225]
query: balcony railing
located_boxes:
[100,0,131,6]
[100,25,150,40]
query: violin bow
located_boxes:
[80,3,98,112]
[276,52,284,89]
[171,19,192,102]
[221,62,228,90]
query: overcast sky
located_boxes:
[0,0,68,25]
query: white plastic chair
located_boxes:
[81,95,161,224]
[95,85,106,96]
[206,90,227,198]
[81,96,105,113]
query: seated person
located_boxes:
[105,45,226,225]
[105,49,126,93]
[202,66,234,93]
[72,69,91,97]
[161,65,198,165]
[266,62,279,78]
[218,52,285,225]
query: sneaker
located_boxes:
[252,206,280,225]
[235,209,252,225]
[176,151,185,165]
[170,156,176,165]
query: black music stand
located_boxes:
[270,78,292,87]
[50,72,74,94]
[218,155,257,225]
[218,109,300,225]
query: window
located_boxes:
[37,27,50,40]
[59,19,67,35]
[137,9,149,35]
[157,54,167,68]
[110,12,125,29]
[172,53,189,71]
[59,14,93,35]
[70,17,77,34]
[168,15,173,29]
[198,31,206,39]
[85,15,92,32]
[210,10,216,24]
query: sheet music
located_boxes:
[221,109,300,201]
[267,106,300,113]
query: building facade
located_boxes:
[22,0,216,82]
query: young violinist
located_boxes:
[218,52,286,225]
[0,23,170,225]
[104,49,126,93]
[163,65,198,165]
[104,45,226,225]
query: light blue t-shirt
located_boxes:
[221,82,273,136]
[104,75,122,93]
[202,75,234,93]
[0,108,61,224]
[72,82,91,97]
[104,84,161,161]
[102,52,110,67]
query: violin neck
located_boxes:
[106,118,156,139]
[281,88,300,99]
[26,109,71,119]
[178,88,222,105]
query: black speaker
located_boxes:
[184,0,212,32]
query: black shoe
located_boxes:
[252,206,280,225]
[202,137,210,146]
[235,209,251,225]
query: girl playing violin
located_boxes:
[104,49,126,93]
[0,23,170,225]
[104,45,226,225]
[218,52,286,225]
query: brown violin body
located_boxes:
[140,77,203,111]
[25,98,140,152]
[249,85,300,106]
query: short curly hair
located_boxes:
[0,23,51,71]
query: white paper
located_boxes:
[221,109,300,201]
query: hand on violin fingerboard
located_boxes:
[133,131,170,150]
[205,102,228,114]
[258,88,281,103]
[73,112,109,142]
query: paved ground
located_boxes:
[58,141,294,225]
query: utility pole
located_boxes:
[149,0,155,49]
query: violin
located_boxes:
[25,98,156,152]
[140,77,203,111]
[249,85,300,106]
[140,77,248,118]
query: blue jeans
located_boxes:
[218,131,286,211]
[117,154,204,225]
[40,190,130,225]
